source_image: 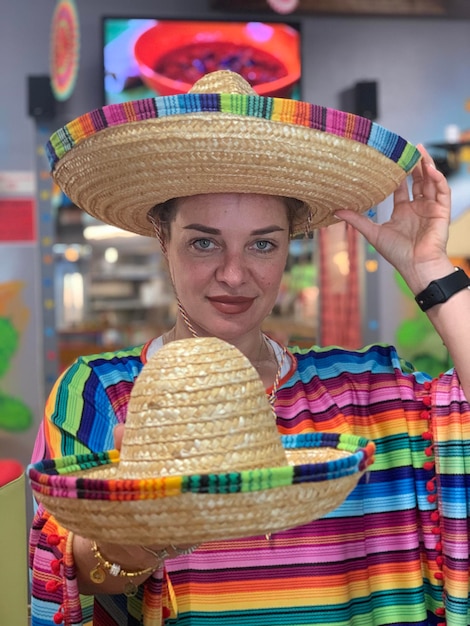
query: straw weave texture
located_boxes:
[37,475,359,544]
[55,114,404,238]
[119,337,287,478]
[29,337,373,544]
[49,70,420,238]
[189,69,255,94]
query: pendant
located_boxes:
[90,565,106,584]
[124,580,138,597]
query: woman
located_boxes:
[30,71,470,625]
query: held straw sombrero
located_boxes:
[29,337,375,545]
[46,70,421,237]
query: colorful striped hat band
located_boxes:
[47,70,421,237]
[28,337,375,545]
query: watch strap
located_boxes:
[415,267,470,312]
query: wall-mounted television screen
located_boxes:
[102,17,302,105]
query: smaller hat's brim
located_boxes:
[29,433,374,544]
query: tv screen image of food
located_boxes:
[103,18,302,104]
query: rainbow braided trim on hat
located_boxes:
[28,432,375,502]
[46,94,420,172]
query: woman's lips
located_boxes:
[207,296,254,314]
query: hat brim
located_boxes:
[47,94,421,237]
[28,433,375,544]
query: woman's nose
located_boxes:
[215,251,247,286]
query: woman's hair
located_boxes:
[147,195,308,245]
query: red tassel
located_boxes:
[47,534,62,546]
[53,611,64,624]
[51,558,62,575]
[434,571,444,580]
[46,580,62,592]
[422,396,432,407]
[423,461,435,471]
[422,430,433,439]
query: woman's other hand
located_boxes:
[113,423,125,450]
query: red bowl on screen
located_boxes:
[133,21,301,98]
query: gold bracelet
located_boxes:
[141,544,198,559]
[90,540,160,597]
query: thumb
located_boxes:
[334,209,378,245]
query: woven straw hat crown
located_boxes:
[118,336,288,479]
[188,69,255,95]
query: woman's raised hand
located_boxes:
[335,144,454,295]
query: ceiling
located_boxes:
[210,0,470,18]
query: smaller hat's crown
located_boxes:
[118,336,287,479]
[189,70,256,95]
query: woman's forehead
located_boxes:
[174,193,290,215]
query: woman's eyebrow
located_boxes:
[251,226,286,236]
[183,224,220,235]
[182,224,286,235]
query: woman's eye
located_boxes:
[254,240,274,252]
[193,238,213,250]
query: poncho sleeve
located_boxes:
[431,369,470,624]
[29,353,137,625]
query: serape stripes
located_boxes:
[29,340,470,625]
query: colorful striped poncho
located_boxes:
[29,339,470,626]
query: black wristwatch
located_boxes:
[415,267,470,312]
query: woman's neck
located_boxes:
[169,318,274,367]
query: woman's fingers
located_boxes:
[394,176,412,205]
[113,423,125,450]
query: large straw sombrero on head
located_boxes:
[47,70,421,238]
[29,337,375,545]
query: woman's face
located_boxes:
[165,193,290,340]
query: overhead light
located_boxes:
[63,246,80,262]
[83,224,136,241]
[104,247,119,264]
